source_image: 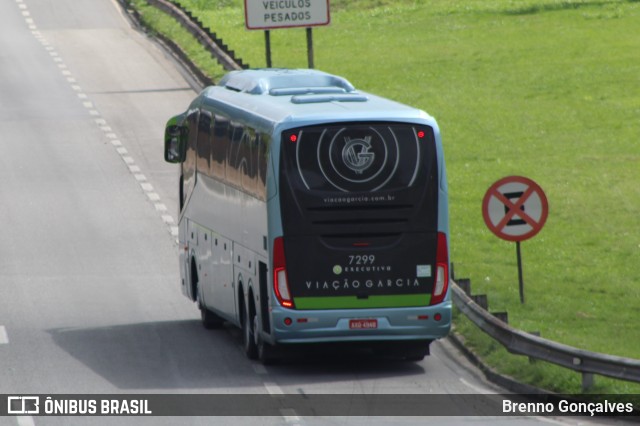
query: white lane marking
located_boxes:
[16,416,35,426]
[534,416,570,425]
[280,408,301,424]
[17,1,179,243]
[459,377,492,394]
[264,382,284,396]
[0,326,8,344]
[17,1,181,254]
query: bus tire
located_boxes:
[402,340,431,361]
[404,354,425,362]
[193,262,224,330]
[199,303,224,330]
[254,315,278,365]
[242,297,258,360]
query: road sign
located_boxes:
[245,0,331,30]
[482,176,548,242]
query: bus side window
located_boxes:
[241,129,257,196]
[196,111,212,175]
[226,123,244,189]
[211,115,229,180]
[182,109,199,206]
[257,133,270,201]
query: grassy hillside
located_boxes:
[130,0,640,393]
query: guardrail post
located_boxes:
[471,294,488,310]
[582,372,595,391]
[528,331,541,363]
[573,356,596,391]
[457,278,471,295]
[492,312,508,324]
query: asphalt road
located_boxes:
[0,1,628,425]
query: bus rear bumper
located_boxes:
[269,302,452,344]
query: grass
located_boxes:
[127,0,640,394]
[128,0,229,81]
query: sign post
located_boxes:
[244,0,330,68]
[482,176,549,304]
[264,30,272,67]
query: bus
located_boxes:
[164,69,451,363]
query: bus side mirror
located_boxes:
[164,112,187,163]
[164,116,186,163]
[164,125,183,163]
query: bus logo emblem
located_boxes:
[342,137,374,174]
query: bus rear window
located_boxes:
[279,122,439,237]
[282,123,433,195]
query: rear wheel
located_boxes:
[242,297,258,359]
[400,340,431,361]
[193,265,224,330]
[199,302,224,329]
[254,313,278,365]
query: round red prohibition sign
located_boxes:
[482,176,549,242]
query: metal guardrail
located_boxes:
[144,0,248,72]
[451,281,640,390]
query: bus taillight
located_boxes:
[430,232,449,305]
[273,237,294,308]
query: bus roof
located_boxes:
[198,69,436,130]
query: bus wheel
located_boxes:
[242,300,258,360]
[199,303,224,330]
[196,284,223,329]
[254,314,278,365]
[401,340,431,362]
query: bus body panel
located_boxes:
[269,302,452,344]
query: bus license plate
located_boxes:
[349,319,378,329]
